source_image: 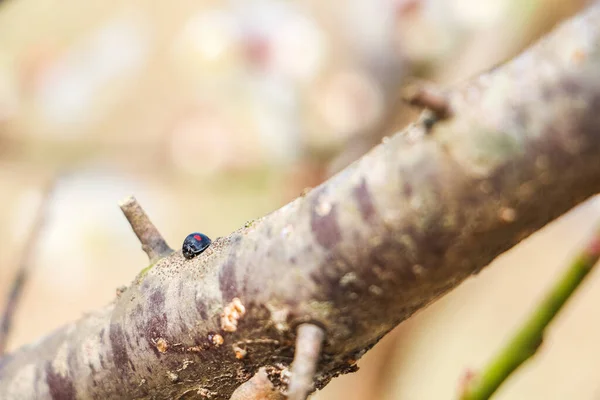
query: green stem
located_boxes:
[460,227,600,400]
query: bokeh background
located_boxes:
[0,0,598,399]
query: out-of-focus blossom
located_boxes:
[235,1,327,83]
[448,0,509,28]
[311,69,384,145]
[172,9,242,79]
[169,105,261,175]
[332,0,400,68]
[395,0,465,65]
[171,1,325,170]
[249,76,303,164]
[33,12,151,132]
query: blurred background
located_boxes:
[0,0,598,399]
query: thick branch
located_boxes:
[3,4,600,399]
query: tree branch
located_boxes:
[119,196,173,262]
[287,323,325,400]
[3,3,600,399]
[459,221,600,400]
[0,178,56,355]
[402,82,453,121]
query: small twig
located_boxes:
[402,82,453,121]
[287,323,325,400]
[119,196,173,262]
[460,223,600,400]
[230,367,286,400]
[0,179,57,355]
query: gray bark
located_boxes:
[2,3,600,399]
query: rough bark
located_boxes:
[3,3,600,399]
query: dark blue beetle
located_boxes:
[182,233,212,259]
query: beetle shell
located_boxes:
[182,232,212,259]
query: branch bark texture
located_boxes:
[3,4,600,399]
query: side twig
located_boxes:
[459,222,600,400]
[402,82,453,121]
[119,195,173,262]
[0,179,57,355]
[287,323,325,400]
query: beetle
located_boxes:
[182,232,212,259]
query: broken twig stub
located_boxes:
[119,196,173,262]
